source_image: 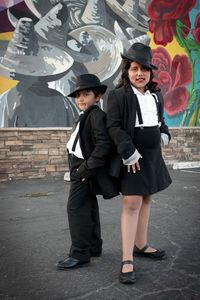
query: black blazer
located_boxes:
[106,86,171,177]
[75,105,119,199]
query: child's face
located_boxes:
[75,89,101,111]
[128,61,150,93]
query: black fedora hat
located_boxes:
[121,42,157,70]
[68,73,107,97]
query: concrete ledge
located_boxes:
[173,161,200,169]
[0,127,73,131]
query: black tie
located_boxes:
[71,113,84,151]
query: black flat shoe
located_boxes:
[134,244,166,259]
[57,257,89,269]
[119,260,136,284]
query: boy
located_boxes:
[57,74,118,269]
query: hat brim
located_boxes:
[0,42,74,80]
[121,53,158,70]
[68,84,107,97]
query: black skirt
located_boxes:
[120,126,172,195]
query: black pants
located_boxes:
[67,155,102,262]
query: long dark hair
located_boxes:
[116,58,160,93]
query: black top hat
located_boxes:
[68,74,107,97]
[121,42,157,70]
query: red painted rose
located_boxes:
[164,87,189,115]
[170,55,192,88]
[192,13,200,45]
[148,0,197,46]
[152,47,192,115]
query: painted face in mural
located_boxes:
[128,61,151,94]
[75,90,101,111]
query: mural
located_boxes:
[0,0,199,127]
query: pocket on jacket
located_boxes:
[70,169,82,181]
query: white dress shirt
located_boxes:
[67,121,84,159]
[132,86,159,127]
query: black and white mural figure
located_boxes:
[0,0,150,127]
[0,16,75,127]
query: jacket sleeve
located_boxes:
[76,109,112,179]
[106,89,136,159]
[157,92,171,141]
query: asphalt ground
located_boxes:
[0,167,200,300]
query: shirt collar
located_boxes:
[131,85,150,96]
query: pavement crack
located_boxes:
[136,287,187,299]
[68,281,118,299]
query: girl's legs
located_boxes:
[121,195,142,272]
[135,195,157,252]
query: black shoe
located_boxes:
[119,260,136,284]
[134,244,166,259]
[57,257,89,270]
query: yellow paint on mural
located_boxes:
[189,106,200,126]
[0,31,17,94]
[0,32,13,40]
[148,32,188,58]
[0,76,18,94]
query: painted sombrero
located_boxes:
[105,0,149,32]
[0,17,73,81]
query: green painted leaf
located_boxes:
[185,39,200,51]
[187,89,196,110]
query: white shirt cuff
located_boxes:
[161,133,169,146]
[122,149,141,165]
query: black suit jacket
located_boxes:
[75,105,119,199]
[106,86,171,177]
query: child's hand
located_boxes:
[127,156,142,173]
[161,133,169,147]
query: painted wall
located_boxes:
[0,0,199,127]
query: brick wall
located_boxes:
[0,128,71,182]
[0,127,200,182]
[162,127,200,165]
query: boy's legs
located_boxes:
[67,177,102,262]
[90,195,103,256]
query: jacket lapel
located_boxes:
[124,88,137,137]
[79,105,99,158]
[79,105,98,129]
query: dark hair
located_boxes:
[116,58,160,93]
[75,87,102,98]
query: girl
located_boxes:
[107,43,172,284]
